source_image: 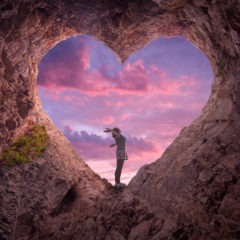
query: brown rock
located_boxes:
[128,221,152,240]
[0,0,240,239]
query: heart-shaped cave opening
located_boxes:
[36,34,213,184]
[1,1,239,239]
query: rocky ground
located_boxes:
[0,0,240,239]
[0,107,164,240]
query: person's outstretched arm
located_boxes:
[103,128,118,135]
[103,128,118,147]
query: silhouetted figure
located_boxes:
[104,127,128,188]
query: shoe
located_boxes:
[115,183,125,189]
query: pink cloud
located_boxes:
[38,50,203,99]
[37,35,213,183]
[76,46,90,70]
[92,116,115,125]
[117,60,151,92]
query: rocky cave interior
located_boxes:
[0,0,240,239]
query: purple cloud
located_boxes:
[37,34,213,183]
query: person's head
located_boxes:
[112,127,121,137]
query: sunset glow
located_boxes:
[37,35,213,184]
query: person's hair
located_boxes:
[112,127,121,133]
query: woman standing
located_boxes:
[104,127,128,188]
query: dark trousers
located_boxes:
[115,159,124,183]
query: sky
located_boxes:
[37,35,213,184]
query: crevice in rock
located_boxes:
[50,184,78,217]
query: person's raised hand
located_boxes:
[104,128,112,133]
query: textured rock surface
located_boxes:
[0,97,164,240]
[0,0,240,239]
[129,1,240,239]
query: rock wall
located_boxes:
[0,104,164,240]
[0,0,240,239]
[0,0,182,142]
[129,0,240,239]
